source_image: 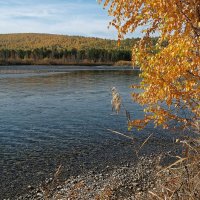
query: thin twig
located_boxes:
[136,133,154,155]
[148,191,163,200]
[107,129,136,141]
[157,158,187,174]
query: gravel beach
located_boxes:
[15,153,172,200]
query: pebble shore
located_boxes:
[16,155,161,200]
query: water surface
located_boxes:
[0,66,176,199]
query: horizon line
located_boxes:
[0,32,143,40]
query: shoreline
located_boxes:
[17,155,160,200]
[0,63,114,67]
[0,65,137,75]
[16,151,180,200]
[5,134,182,200]
[0,60,134,67]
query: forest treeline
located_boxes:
[0,33,157,65]
[0,47,131,65]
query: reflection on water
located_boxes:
[0,66,172,198]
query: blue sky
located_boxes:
[0,0,141,39]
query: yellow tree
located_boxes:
[100,0,200,131]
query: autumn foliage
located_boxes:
[100,0,200,131]
[0,33,137,65]
[0,33,137,50]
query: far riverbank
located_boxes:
[0,65,137,75]
[0,60,134,67]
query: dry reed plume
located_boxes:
[111,87,122,114]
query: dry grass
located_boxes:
[110,87,200,199]
[46,137,200,200]
[40,164,63,199]
[113,60,133,67]
[94,138,200,200]
[147,138,200,200]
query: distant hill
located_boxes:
[0,33,139,51]
[0,33,141,66]
[0,33,159,66]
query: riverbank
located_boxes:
[17,139,200,200]
[0,65,135,75]
[12,133,182,200]
[1,130,182,200]
[0,60,113,66]
[17,155,160,200]
[0,60,134,67]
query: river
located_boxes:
[0,66,177,199]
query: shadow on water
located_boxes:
[0,67,179,199]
